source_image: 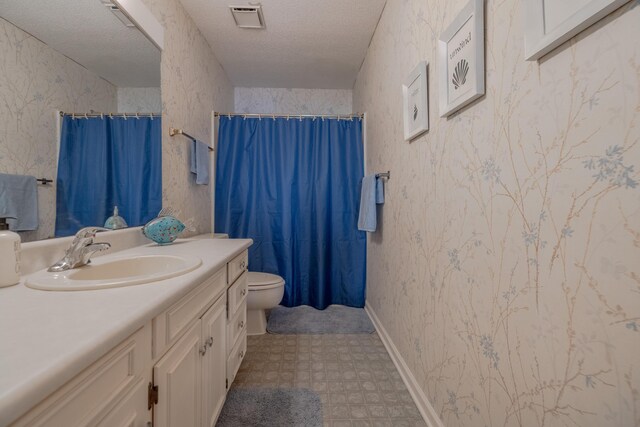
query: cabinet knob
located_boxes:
[199,344,207,356]
[239,320,245,329]
[241,288,247,297]
[239,350,244,359]
[207,337,214,347]
[240,260,246,269]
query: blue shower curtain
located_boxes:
[215,116,366,309]
[55,115,162,237]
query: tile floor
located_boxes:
[232,333,426,427]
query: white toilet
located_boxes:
[246,272,285,335]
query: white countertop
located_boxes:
[0,237,252,426]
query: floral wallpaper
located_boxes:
[0,17,116,242]
[234,87,352,115]
[117,87,162,113]
[140,0,234,235]
[354,1,640,426]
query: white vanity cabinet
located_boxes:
[151,250,248,427]
[9,248,250,427]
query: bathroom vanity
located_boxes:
[0,237,252,427]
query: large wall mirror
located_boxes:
[0,0,161,242]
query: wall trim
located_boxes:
[365,302,444,427]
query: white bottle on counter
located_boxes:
[0,217,21,287]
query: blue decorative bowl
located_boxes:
[142,215,186,245]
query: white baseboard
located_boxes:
[365,302,444,427]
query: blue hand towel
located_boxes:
[0,173,39,231]
[190,139,210,185]
[375,176,384,204]
[358,174,385,232]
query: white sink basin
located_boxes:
[25,255,202,291]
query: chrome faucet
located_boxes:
[48,227,112,272]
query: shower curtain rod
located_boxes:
[59,111,161,119]
[214,112,364,120]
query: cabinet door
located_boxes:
[153,320,202,427]
[201,295,227,427]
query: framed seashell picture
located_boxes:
[402,61,429,141]
[438,0,485,117]
[523,0,631,60]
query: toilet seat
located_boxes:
[247,272,285,290]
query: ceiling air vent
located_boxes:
[229,5,265,29]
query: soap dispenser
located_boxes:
[104,206,128,230]
[0,217,20,287]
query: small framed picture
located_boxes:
[402,61,429,141]
[523,0,631,60]
[438,0,485,117]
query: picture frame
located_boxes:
[402,61,429,141]
[524,0,631,61]
[438,0,485,118]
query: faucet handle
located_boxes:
[75,226,109,239]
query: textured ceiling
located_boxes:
[178,0,387,89]
[0,0,160,87]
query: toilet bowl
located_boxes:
[246,272,285,335]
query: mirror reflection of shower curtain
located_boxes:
[55,114,162,237]
[215,116,366,309]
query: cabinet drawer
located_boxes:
[153,268,226,359]
[226,330,247,388]
[226,300,247,354]
[227,250,248,285]
[12,324,151,427]
[226,272,247,319]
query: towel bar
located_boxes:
[169,127,214,152]
[375,171,390,180]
